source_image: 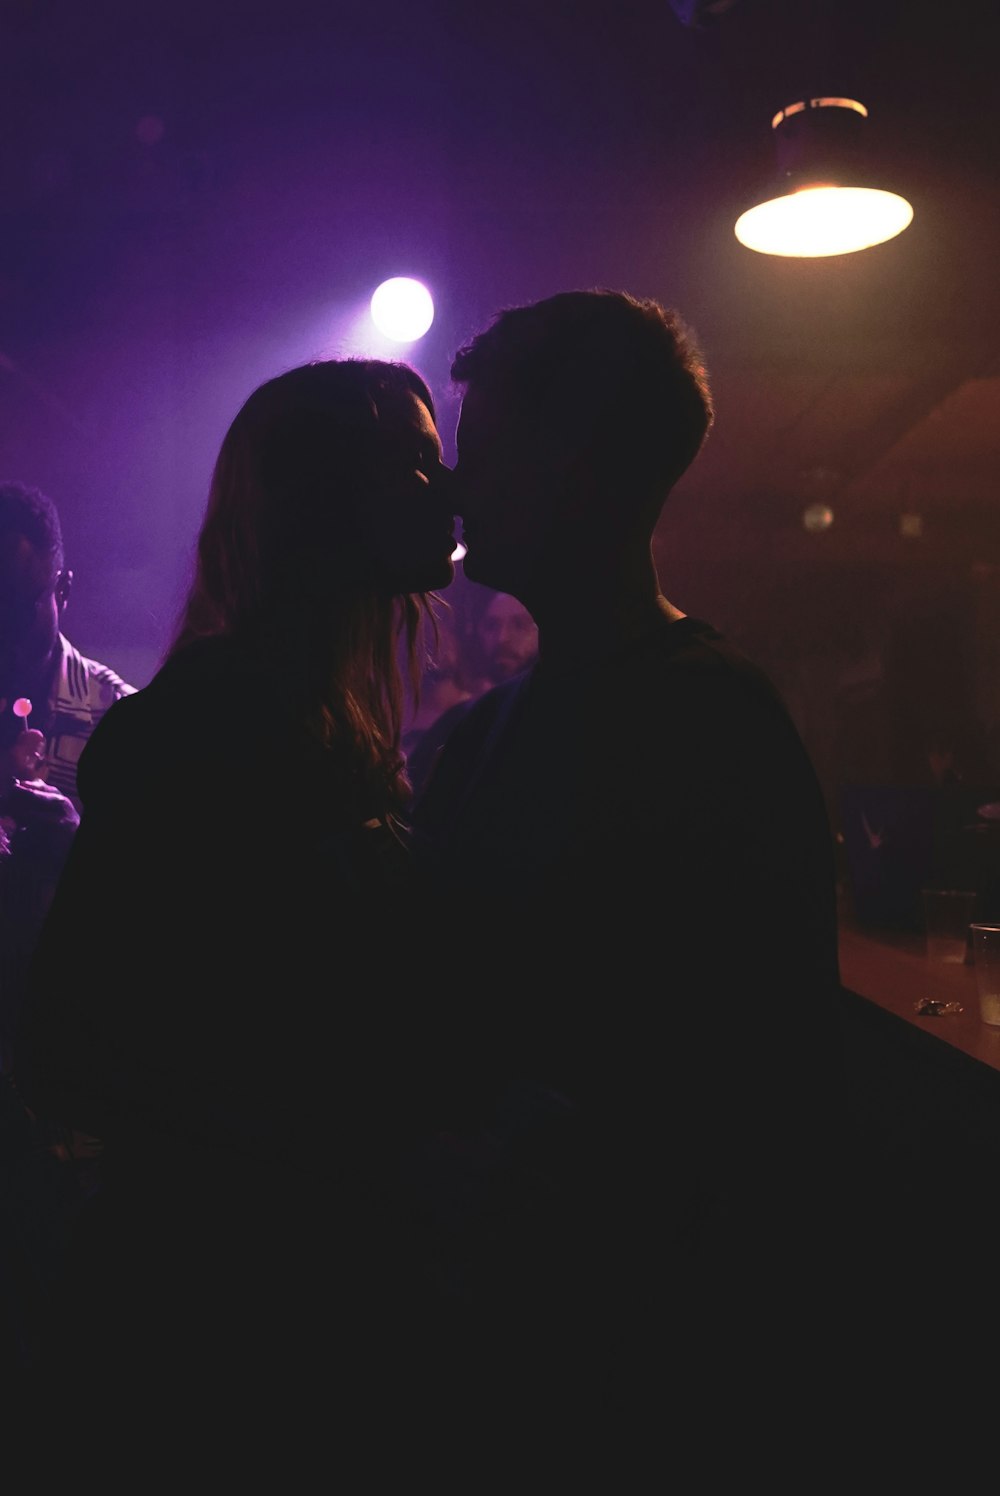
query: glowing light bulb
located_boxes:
[369,278,435,341]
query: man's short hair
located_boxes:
[0,480,64,569]
[451,288,714,495]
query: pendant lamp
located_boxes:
[734,96,913,257]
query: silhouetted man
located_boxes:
[413,290,848,1404]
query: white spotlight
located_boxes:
[370,278,435,342]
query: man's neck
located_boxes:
[533,581,685,671]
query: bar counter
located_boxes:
[838,920,1000,1081]
[836,915,1000,1271]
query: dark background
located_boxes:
[1,0,998,813]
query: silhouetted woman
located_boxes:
[17,359,457,1402]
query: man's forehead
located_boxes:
[458,383,513,441]
[458,380,556,462]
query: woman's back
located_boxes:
[20,636,445,1393]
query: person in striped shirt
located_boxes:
[0,480,135,816]
[0,482,118,1353]
[1,480,134,1074]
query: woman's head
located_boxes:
[171,358,456,819]
[180,359,454,640]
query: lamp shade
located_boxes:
[734,97,913,257]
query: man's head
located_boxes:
[451,289,713,600]
[0,482,72,696]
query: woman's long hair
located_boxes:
[168,358,442,822]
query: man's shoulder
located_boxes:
[636,617,790,723]
[631,618,827,793]
[58,635,137,706]
[652,616,769,684]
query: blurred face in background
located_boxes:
[0,531,68,694]
[480,591,538,681]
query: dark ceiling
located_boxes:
[0,0,997,663]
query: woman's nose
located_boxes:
[434,461,460,506]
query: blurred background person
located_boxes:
[0,478,126,1138]
[405,584,538,800]
[0,481,135,815]
[401,601,473,781]
[468,588,539,695]
[0,767,79,1074]
[0,481,122,1373]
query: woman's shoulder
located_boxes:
[76,637,271,805]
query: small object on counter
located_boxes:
[914,997,964,1017]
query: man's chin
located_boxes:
[424,558,457,593]
[459,553,502,590]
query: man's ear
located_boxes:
[55,568,73,612]
[559,448,605,517]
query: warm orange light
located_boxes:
[734,184,914,257]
